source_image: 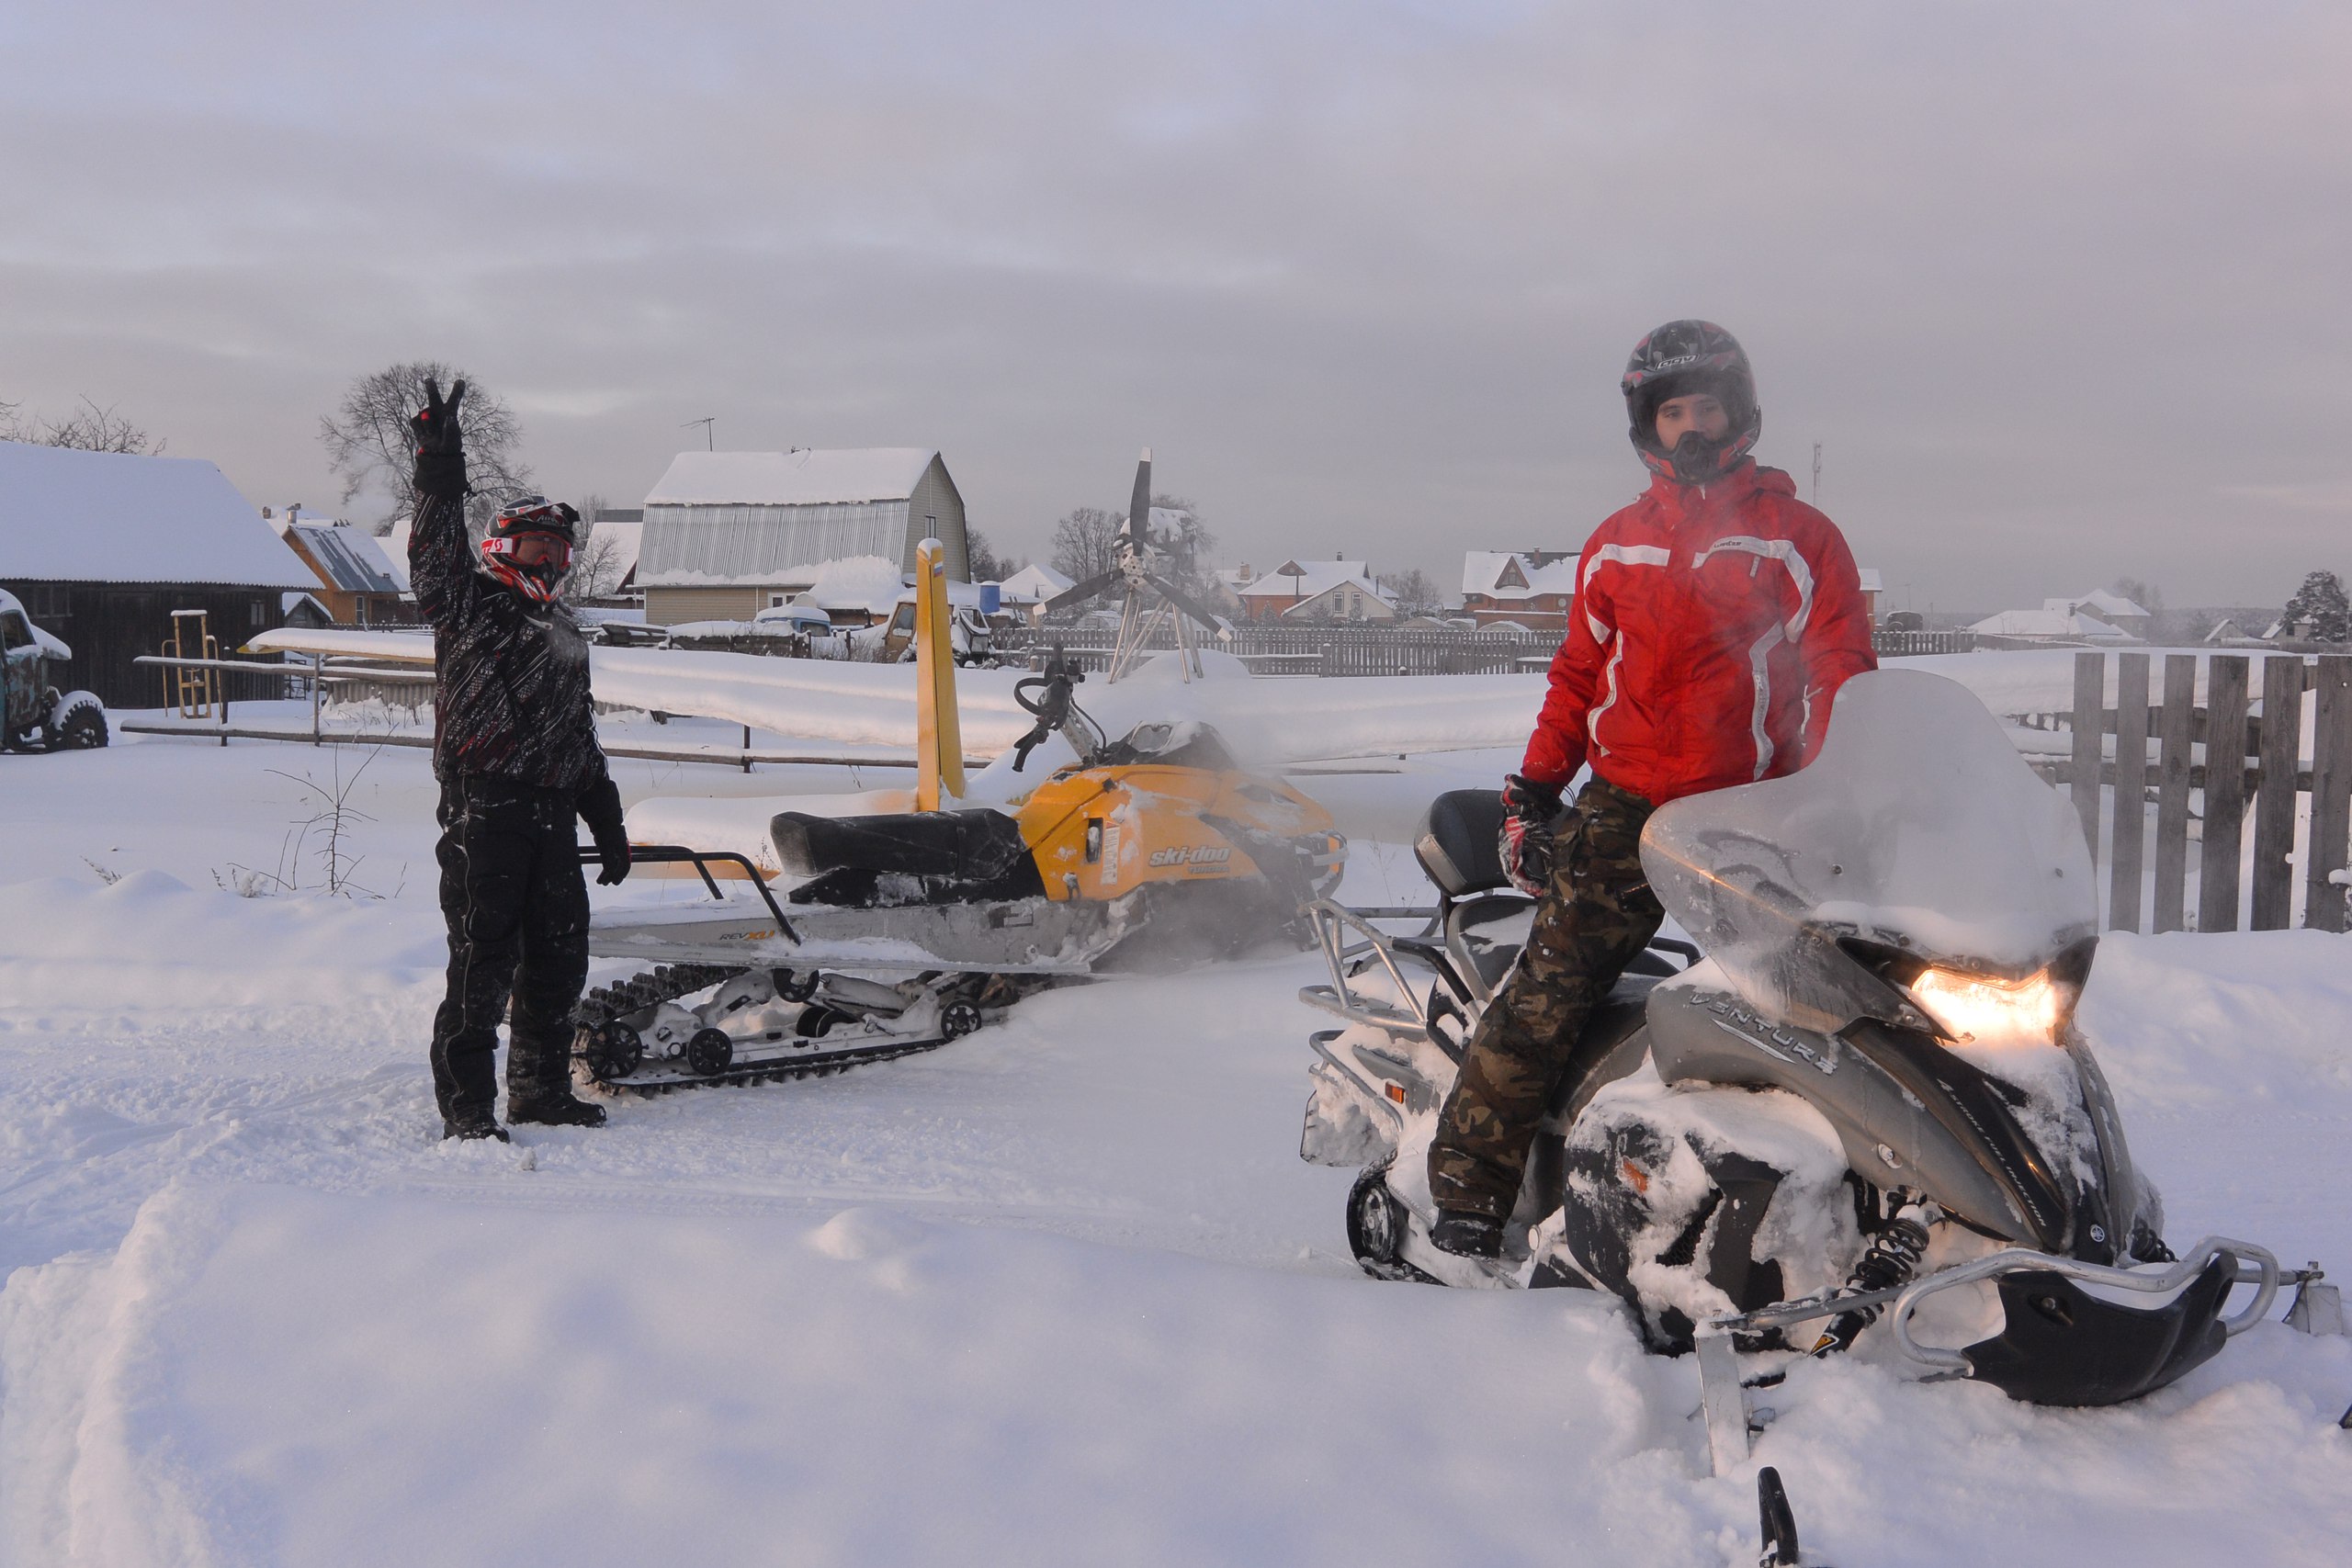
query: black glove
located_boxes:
[1498,773,1565,897]
[577,777,631,886]
[410,376,469,498]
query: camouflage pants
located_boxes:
[1428,777,1663,1220]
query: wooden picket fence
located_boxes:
[2042,650,2352,933]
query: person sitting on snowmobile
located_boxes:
[408,378,631,1142]
[1425,320,1877,1258]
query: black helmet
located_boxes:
[481,496,581,604]
[1621,320,1760,484]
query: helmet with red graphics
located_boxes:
[1621,319,1760,485]
[480,496,580,604]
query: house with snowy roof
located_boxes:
[2043,589,2151,637]
[993,562,1075,624]
[0,439,311,705]
[1461,550,1578,632]
[635,448,967,626]
[268,505,413,626]
[1233,558,1395,623]
[1967,606,2141,644]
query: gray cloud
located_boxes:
[3,0,2346,611]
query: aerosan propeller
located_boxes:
[1043,448,1230,635]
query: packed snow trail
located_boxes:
[2,730,2349,1565]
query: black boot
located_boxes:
[442,1107,511,1143]
[507,1093,607,1128]
[1430,1209,1503,1259]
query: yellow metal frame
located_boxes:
[163,609,220,718]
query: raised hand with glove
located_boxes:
[1497,773,1564,897]
[410,376,469,498]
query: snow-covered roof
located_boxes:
[1858,568,1884,595]
[1968,607,2138,641]
[285,519,405,595]
[2044,589,2149,619]
[0,440,311,588]
[645,449,936,507]
[1237,559,1376,599]
[994,562,1074,603]
[1461,550,1579,601]
[801,555,909,615]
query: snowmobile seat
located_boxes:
[773,808,1046,907]
[1416,789,1510,897]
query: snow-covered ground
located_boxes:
[3,720,2348,1566]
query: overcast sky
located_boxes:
[4,1,2346,612]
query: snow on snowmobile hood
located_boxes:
[1641,669,2096,1032]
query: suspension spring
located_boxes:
[1810,1204,1932,1357]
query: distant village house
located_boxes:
[0,440,310,707]
[635,448,968,626]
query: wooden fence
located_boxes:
[997,623,1559,676]
[1003,621,1977,672]
[2040,650,2352,933]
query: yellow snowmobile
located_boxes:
[576,526,1343,1092]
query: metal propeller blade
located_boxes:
[1045,570,1123,612]
[1142,573,1231,635]
[1127,447,1152,537]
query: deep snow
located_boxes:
[2,718,2349,1566]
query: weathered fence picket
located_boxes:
[2250,657,2308,930]
[2108,653,2150,931]
[2151,653,2196,932]
[2198,658,2250,931]
[2070,653,2105,867]
[2309,656,2352,934]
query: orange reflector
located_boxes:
[1385,1084,1408,1103]
[1620,1157,1650,1194]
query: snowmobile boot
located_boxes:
[1430,1209,1504,1259]
[507,1092,608,1129]
[442,1108,511,1144]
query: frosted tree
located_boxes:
[2281,570,2350,643]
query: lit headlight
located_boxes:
[1906,965,2062,1046]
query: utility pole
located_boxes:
[683,416,716,451]
[1811,441,1824,505]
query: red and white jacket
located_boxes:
[1522,461,1876,806]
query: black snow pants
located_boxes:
[430,773,591,1122]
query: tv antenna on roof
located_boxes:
[683,416,717,451]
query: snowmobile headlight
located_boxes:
[1906,964,2062,1047]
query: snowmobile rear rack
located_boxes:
[579,843,799,942]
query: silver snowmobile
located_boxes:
[1300,669,2320,1427]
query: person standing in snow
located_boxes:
[408,378,631,1142]
[1426,321,1877,1258]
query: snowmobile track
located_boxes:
[575,960,967,1096]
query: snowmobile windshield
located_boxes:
[1639,669,2096,1034]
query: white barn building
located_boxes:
[636,448,968,626]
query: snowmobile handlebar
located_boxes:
[578,843,799,943]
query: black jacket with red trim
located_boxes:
[1522,461,1876,805]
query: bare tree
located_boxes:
[568,525,632,600]
[1049,506,1122,583]
[22,396,164,454]
[1380,568,1443,615]
[319,361,531,532]
[966,528,1019,584]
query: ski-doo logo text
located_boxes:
[1148,844,1233,869]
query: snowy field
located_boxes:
[3,716,2350,1566]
